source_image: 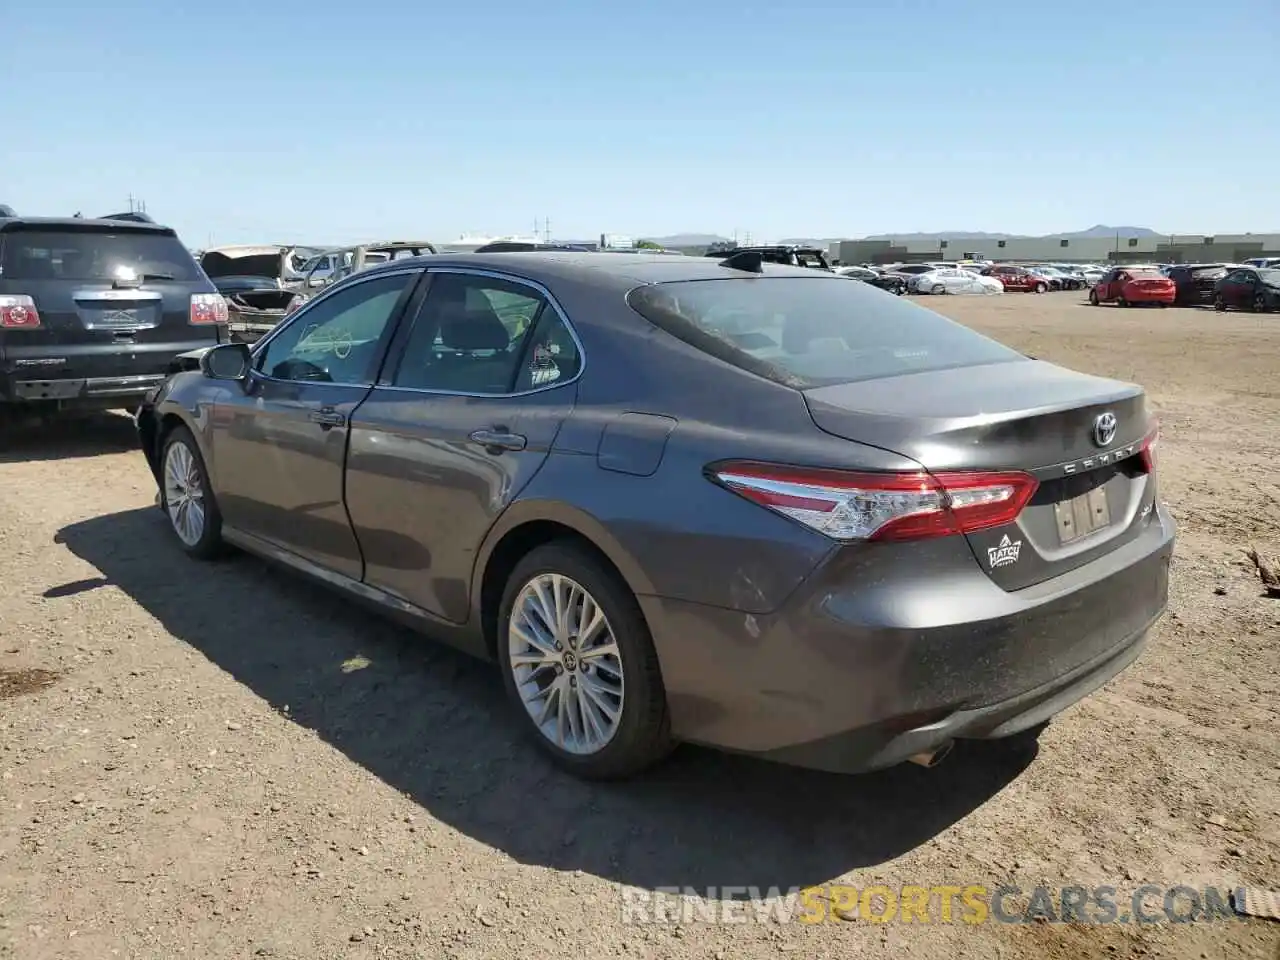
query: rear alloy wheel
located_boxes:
[930,283,946,295]
[1253,292,1269,313]
[161,426,224,559]
[1034,282,1048,294]
[1213,296,1227,312]
[499,543,672,779]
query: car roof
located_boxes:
[0,215,176,234]
[359,250,822,287]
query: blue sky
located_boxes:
[5,0,1277,246]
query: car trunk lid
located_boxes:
[803,359,1158,590]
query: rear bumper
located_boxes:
[4,373,168,403]
[0,341,217,406]
[640,502,1175,774]
[1124,290,1176,304]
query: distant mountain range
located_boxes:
[641,226,1161,247]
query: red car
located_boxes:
[981,265,1049,293]
[1089,267,1176,307]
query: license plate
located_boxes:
[89,308,140,328]
[1054,486,1111,544]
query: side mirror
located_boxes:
[200,342,252,381]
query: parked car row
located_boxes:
[837,261,1108,296]
[1084,262,1280,312]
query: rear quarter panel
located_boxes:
[506,276,924,614]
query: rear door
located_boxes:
[0,223,218,385]
[344,268,581,624]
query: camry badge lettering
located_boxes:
[1093,412,1118,448]
[987,534,1022,568]
[1061,443,1135,475]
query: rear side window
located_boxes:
[1,229,201,282]
[626,276,1023,388]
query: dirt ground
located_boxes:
[1,293,1277,960]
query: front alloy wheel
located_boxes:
[164,441,205,546]
[1253,292,1269,313]
[499,543,672,779]
[161,426,224,559]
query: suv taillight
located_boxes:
[710,463,1039,541]
[190,293,229,325]
[0,295,41,328]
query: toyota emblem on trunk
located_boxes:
[1093,412,1118,447]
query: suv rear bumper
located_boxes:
[0,339,219,408]
[5,373,170,403]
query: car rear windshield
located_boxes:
[626,276,1024,388]
[1,228,200,282]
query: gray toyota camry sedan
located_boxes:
[135,251,1174,780]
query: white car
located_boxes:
[911,267,1003,295]
[1079,266,1107,286]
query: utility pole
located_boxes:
[543,217,551,243]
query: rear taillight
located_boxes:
[190,293,229,325]
[710,463,1039,542]
[1139,422,1159,473]
[0,295,41,328]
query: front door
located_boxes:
[345,269,581,623]
[210,269,422,578]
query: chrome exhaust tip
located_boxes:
[907,741,954,768]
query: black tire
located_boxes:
[1034,282,1048,294]
[1213,296,1227,312]
[1088,289,1099,306]
[159,425,225,560]
[930,283,946,295]
[1252,292,1268,313]
[497,542,673,780]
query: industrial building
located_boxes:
[833,233,1280,266]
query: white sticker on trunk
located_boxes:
[987,534,1022,568]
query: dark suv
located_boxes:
[0,216,227,415]
[1164,263,1233,306]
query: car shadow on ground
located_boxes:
[0,411,139,463]
[55,506,1035,894]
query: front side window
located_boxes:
[627,276,1024,388]
[391,273,579,394]
[254,272,415,384]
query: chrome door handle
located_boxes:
[468,429,527,452]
